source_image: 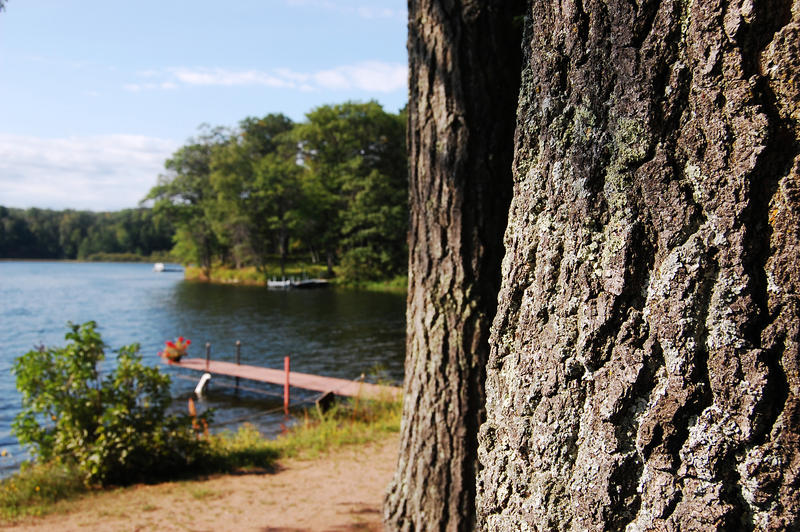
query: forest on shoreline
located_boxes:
[145,101,407,282]
[1,101,408,282]
[0,206,173,261]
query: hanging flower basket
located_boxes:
[159,336,191,362]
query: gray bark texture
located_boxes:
[383,1,522,530]
[477,0,800,530]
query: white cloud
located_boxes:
[0,134,178,211]
[356,6,399,19]
[285,0,404,19]
[125,61,407,94]
[124,81,180,92]
[313,61,407,91]
[170,67,293,88]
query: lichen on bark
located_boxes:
[477,0,800,530]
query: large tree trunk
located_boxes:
[384,1,523,530]
[478,0,800,530]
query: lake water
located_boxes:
[0,261,406,475]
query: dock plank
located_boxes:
[164,357,401,400]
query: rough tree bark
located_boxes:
[383,1,523,530]
[478,0,799,530]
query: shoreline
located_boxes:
[0,260,407,293]
[183,265,408,294]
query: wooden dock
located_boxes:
[165,357,401,401]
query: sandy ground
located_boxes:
[3,435,399,532]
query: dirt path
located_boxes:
[3,435,399,531]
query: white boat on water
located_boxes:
[153,262,165,272]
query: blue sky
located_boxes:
[0,0,407,210]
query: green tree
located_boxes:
[13,322,208,485]
[138,104,407,282]
[57,211,92,258]
[145,128,226,276]
[339,106,406,280]
[251,145,304,276]
[0,206,173,260]
[0,209,34,258]
[207,138,255,269]
[25,208,61,258]
[209,114,296,272]
[296,101,407,279]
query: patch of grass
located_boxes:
[0,461,87,520]
[206,423,281,471]
[270,395,402,459]
[207,395,402,466]
[183,259,407,293]
[185,261,330,285]
[184,257,328,285]
[337,275,408,294]
[0,396,401,522]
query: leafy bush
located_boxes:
[12,322,209,485]
[340,245,393,281]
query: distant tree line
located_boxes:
[0,206,174,260]
[1,100,407,280]
[145,101,408,281]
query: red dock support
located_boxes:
[284,356,290,415]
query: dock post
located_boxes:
[205,342,211,371]
[284,356,290,415]
[235,340,241,391]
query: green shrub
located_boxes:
[12,322,210,486]
[339,246,390,281]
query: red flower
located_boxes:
[161,336,191,362]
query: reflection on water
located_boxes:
[0,261,406,475]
